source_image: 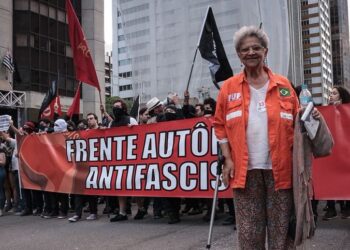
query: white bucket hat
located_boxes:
[146,97,162,112]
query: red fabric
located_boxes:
[66,0,100,91]
[18,117,232,198]
[67,82,81,117]
[313,104,350,200]
[41,96,62,120]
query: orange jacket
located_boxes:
[214,68,299,190]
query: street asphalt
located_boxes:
[0,201,349,250]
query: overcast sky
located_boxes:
[104,0,112,53]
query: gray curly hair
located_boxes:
[233,26,269,52]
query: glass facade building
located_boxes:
[13,0,81,98]
[330,0,350,90]
[112,0,295,103]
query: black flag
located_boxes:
[198,7,233,89]
[129,95,140,120]
[38,80,59,119]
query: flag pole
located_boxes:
[186,6,211,92]
[185,48,198,92]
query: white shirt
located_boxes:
[8,138,19,171]
[246,81,272,170]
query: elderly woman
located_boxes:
[214,26,299,249]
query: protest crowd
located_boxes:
[0,22,349,250]
[0,84,348,225]
[0,91,237,226]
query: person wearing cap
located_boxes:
[146,97,164,124]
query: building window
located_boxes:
[118,35,125,41]
[303,38,310,45]
[118,47,128,54]
[304,69,312,74]
[302,30,310,36]
[302,20,309,26]
[304,58,311,65]
[119,84,133,91]
[123,3,149,15]
[301,1,308,6]
[13,0,82,97]
[118,59,132,66]
[119,71,132,78]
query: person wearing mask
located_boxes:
[323,86,350,220]
[46,119,69,219]
[203,98,217,116]
[68,113,99,222]
[214,26,299,249]
[109,100,138,222]
[161,104,184,224]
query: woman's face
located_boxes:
[238,36,267,69]
[329,88,341,104]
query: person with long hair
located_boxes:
[323,86,350,220]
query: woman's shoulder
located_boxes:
[221,73,244,91]
[271,73,291,86]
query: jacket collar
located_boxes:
[237,66,284,91]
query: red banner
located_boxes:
[18,118,231,198]
[313,104,350,200]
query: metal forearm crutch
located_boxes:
[206,146,225,249]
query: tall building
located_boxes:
[105,52,113,96]
[112,0,302,103]
[0,0,104,123]
[301,0,333,105]
[330,0,350,90]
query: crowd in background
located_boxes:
[0,85,349,226]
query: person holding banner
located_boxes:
[323,86,350,220]
[69,113,99,223]
[214,26,299,249]
[109,99,138,222]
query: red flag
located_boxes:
[65,0,100,91]
[41,96,62,120]
[67,82,81,117]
